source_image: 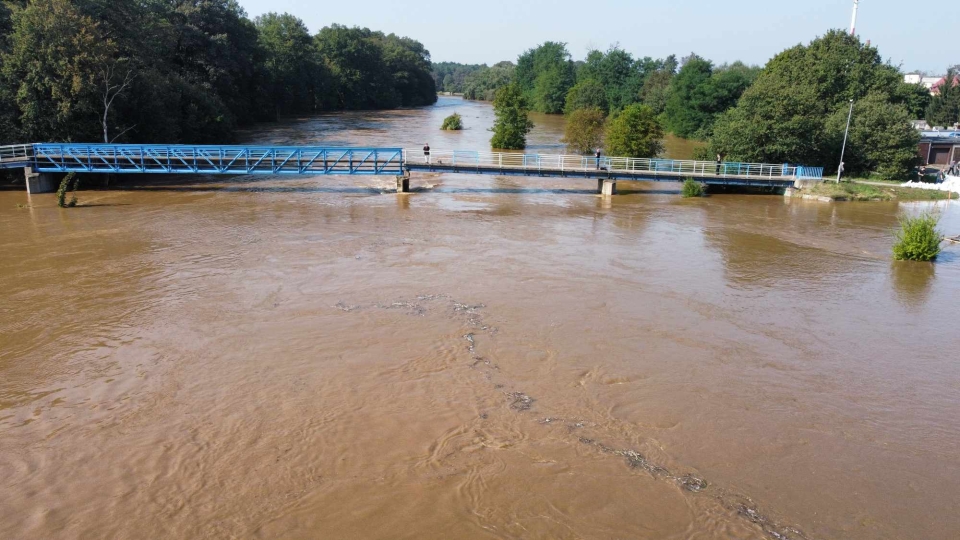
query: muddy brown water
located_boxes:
[2,97,959,540]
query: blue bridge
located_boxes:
[1,143,824,194]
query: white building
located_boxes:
[904,73,948,93]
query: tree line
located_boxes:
[0,0,437,145]
[442,32,956,179]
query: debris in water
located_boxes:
[507,392,535,411]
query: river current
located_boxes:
[1,97,959,539]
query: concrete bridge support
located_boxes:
[396,172,410,193]
[598,179,617,196]
[24,167,57,194]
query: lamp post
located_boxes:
[837,99,854,183]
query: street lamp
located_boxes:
[837,99,854,183]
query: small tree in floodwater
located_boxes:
[56,173,80,208]
[893,212,943,261]
[441,112,463,130]
[490,83,533,150]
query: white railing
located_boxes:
[403,149,810,180]
[0,144,32,163]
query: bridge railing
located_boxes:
[31,144,405,175]
[404,149,820,180]
[0,144,33,168]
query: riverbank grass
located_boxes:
[807,182,951,201]
[441,112,463,131]
[893,213,944,261]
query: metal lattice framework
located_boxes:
[31,144,404,176]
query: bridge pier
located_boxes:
[598,179,617,196]
[24,167,57,194]
[396,172,410,193]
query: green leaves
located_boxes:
[441,112,463,131]
[605,104,664,158]
[711,30,922,180]
[491,83,534,150]
[561,108,606,155]
[893,213,944,262]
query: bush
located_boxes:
[681,178,706,198]
[441,112,463,130]
[893,213,943,261]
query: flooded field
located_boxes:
[1,97,959,539]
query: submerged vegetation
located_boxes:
[893,213,944,262]
[440,113,463,130]
[681,178,706,198]
[56,173,79,208]
[490,84,533,150]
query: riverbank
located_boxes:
[793,182,953,201]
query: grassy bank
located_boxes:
[805,183,953,201]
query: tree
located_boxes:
[565,79,608,113]
[490,83,533,150]
[463,61,514,101]
[255,12,318,116]
[515,42,575,113]
[562,108,606,154]
[640,57,677,115]
[605,104,664,158]
[711,30,923,177]
[926,68,960,127]
[825,92,920,179]
[663,55,713,138]
[98,60,135,142]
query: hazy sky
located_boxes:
[237,0,956,74]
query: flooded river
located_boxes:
[1,97,959,540]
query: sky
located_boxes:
[237,0,957,74]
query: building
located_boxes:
[903,73,958,95]
[918,131,960,166]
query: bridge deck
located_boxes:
[2,144,824,189]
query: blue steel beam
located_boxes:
[31,144,404,176]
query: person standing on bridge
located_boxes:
[423,143,431,164]
[595,148,602,170]
[715,153,722,175]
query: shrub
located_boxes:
[893,213,943,261]
[681,178,706,198]
[56,172,80,208]
[441,112,463,130]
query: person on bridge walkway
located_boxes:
[716,154,722,175]
[595,148,602,170]
[423,143,431,164]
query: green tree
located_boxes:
[926,68,959,127]
[562,107,606,154]
[463,61,514,101]
[255,12,318,116]
[663,55,713,138]
[565,79,608,113]
[825,92,920,179]
[3,0,109,141]
[640,56,677,115]
[515,42,575,113]
[605,104,664,158]
[490,83,533,150]
[711,30,922,177]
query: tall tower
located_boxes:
[850,0,860,35]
